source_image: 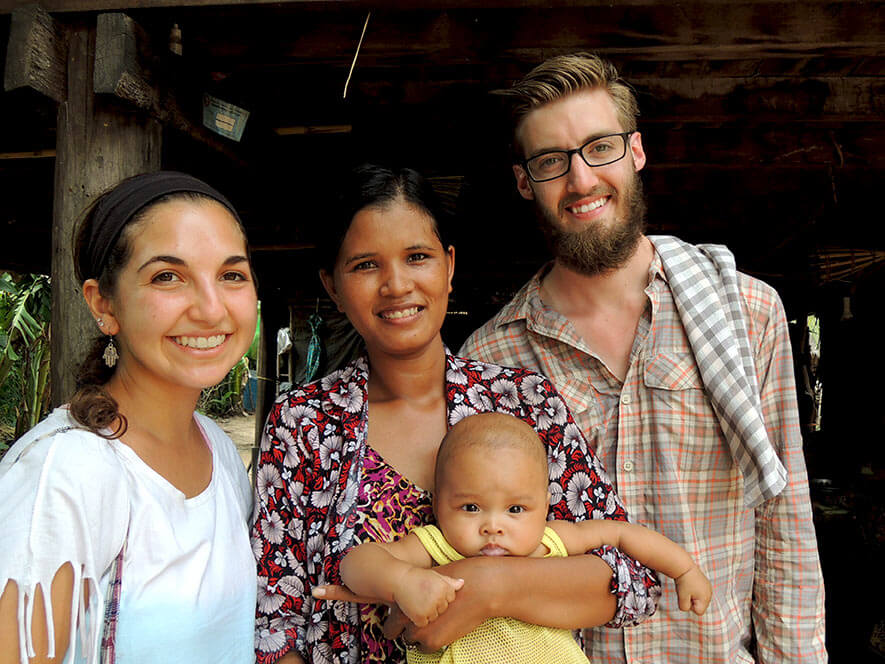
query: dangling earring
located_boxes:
[103,336,119,368]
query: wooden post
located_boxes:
[6,6,162,406]
[251,312,266,485]
[7,6,248,406]
[50,22,161,406]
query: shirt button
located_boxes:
[623,460,635,472]
[621,393,632,405]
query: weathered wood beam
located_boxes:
[0,0,876,13]
[633,77,885,123]
[273,124,352,135]
[641,126,885,169]
[0,148,56,159]
[224,70,885,134]
[4,4,68,102]
[50,22,162,406]
[337,75,885,124]
[94,12,247,167]
[94,11,154,105]
[188,3,885,69]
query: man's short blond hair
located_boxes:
[494,52,639,155]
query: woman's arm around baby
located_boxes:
[549,519,712,615]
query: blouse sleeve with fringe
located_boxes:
[0,418,130,664]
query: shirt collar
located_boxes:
[647,244,668,288]
[495,249,668,322]
[493,237,671,330]
[493,262,551,327]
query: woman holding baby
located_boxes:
[251,164,660,664]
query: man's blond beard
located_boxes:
[535,171,647,276]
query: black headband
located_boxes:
[82,171,242,280]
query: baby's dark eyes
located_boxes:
[508,505,525,514]
[460,504,479,513]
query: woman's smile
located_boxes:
[377,305,423,321]
[172,333,230,350]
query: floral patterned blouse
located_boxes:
[252,352,660,664]
[354,446,433,663]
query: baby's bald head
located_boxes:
[434,412,548,493]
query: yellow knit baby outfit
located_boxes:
[407,525,589,664]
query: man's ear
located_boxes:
[82,279,119,335]
[513,164,535,201]
[629,131,647,173]
[318,269,343,312]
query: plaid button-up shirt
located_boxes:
[460,250,826,664]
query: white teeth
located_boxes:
[176,334,226,349]
[569,198,607,214]
[380,307,419,320]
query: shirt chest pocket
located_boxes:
[643,351,703,391]
[642,350,736,477]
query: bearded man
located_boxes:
[461,53,826,664]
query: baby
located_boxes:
[340,412,712,663]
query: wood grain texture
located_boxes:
[50,23,161,406]
[4,4,68,102]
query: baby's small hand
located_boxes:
[674,564,712,616]
[394,568,464,627]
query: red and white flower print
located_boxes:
[251,352,660,664]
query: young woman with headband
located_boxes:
[0,171,259,664]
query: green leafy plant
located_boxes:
[0,272,52,449]
[0,363,21,448]
[198,356,250,418]
[198,307,259,420]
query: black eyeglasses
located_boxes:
[521,132,635,183]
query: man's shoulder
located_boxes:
[460,313,512,356]
[736,269,780,299]
[652,234,785,321]
[736,270,786,324]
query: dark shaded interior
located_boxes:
[1,1,883,659]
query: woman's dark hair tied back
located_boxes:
[318,164,450,274]
[69,336,128,438]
